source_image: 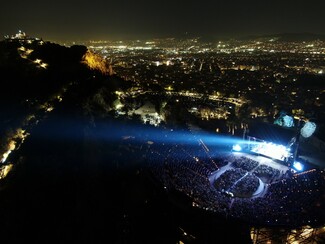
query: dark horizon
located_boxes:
[4,30,325,44]
[1,0,325,43]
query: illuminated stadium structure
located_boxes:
[148,116,324,220]
[235,119,323,173]
[231,121,297,171]
[238,137,291,162]
[237,116,325,171]
[144,117,325,243]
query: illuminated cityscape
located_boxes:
[0,30,324,243]
[84,36,325,128]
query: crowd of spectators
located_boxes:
[147,129,325,228]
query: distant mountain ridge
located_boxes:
[197,32,325,43]
[236,32,325,42]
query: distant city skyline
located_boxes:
[1,0,325,42]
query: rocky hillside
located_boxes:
[0,37,128,158]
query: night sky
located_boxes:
[1,0,325,42]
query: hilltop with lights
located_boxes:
[0,30,120,176]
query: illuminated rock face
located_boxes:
[82,50,109,74]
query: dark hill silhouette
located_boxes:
[0,38,123,159]
[0,38,253,243]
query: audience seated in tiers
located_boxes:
[147,130,325,227]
